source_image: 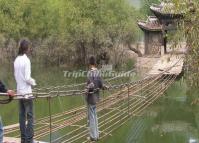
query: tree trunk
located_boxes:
[76,41,87,66]
[127,43,142,57]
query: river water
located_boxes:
[100,80,199,143]
[1,66,198,143]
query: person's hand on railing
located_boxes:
[7,90,15,97]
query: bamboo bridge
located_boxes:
[2,55,184,143]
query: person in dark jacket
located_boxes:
[86,56,103,141]
[0,81,15,143]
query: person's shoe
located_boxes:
[86,137,98,142]
[90,137,98,142]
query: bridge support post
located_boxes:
[128,85,130,116]
[48,97,52,143]
[141,82,143,96]
[102,89,105,125]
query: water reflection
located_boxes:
[189,138,198,143]
[101,81,199,143]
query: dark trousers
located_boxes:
[0,116,3,143]
[19,100,34,143]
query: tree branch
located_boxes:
[127,43,142,57]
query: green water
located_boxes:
[1,62,199,143]
[100,81,199,143]
[0,64,87,125]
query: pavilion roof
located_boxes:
[138,16,162,32]
[150,2,183,19]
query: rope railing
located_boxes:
[3,57,183,143]
[65,75,175,143]
[58,75,176,143]
[0,67,151,99]
[27,75,159,138]
[3,75,155,135]
[3,75,157,139]
[33,69,137,92]
[97,75,177,143]
[5,74,174,141]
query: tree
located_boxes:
[0,0,140,67]
[171,0,199,105]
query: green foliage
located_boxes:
[0,0,141,66]
[139,0,160,16]
[171,0,199,104]
[124,58,135,71]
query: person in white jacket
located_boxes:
[14,39,36,143]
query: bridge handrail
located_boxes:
[0,57,183,99]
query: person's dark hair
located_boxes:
[18,39,30,55]
[89,56,96,66]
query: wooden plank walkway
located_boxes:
[148,54,184,75]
